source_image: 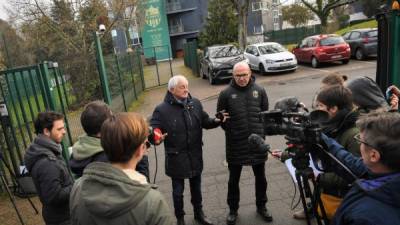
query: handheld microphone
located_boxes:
[248,134,271,154]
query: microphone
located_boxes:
[248,134,271,154]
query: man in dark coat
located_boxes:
[69,101,151,179]
[150,75,226,225]
[321,112,400,225]
[217,62,271,225]
[24,111,73,225]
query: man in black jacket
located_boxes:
[150,75,226,225]
[24,111,73,225]
[217,62,271,225]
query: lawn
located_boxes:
[335,20,378,35]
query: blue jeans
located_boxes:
[172,175,202,218]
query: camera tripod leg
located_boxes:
[0,174,26,225]
[311,178,329,225]
[295,173,312,225]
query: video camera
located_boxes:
[250,97,329,170]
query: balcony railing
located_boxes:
[167,2,182,12]
[169,24,184,34]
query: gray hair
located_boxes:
[233,61,250,74]
[168,75,188,91]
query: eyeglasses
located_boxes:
[353,134,378,150]
[233,73,249,78]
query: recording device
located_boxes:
[386,87,393,100]
[248,134,271,155]
[215,110,225,120]
[250,97,330,225]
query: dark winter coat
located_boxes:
[69,134,150,179]
[150,92,219,179]
[318,109,360,197]
[217,77,269,165]
[322,135,400,225]
[24,135,74,225]
[70,162,174,225]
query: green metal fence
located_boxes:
[264,25,322,45]
[0,62,74,184]
[104,51,145,112]
[183,40,200,76]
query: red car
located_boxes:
[292,34,351,68]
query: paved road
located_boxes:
[144,59,377,225]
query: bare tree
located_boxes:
[300,0,359,32]
[229,0,250,49]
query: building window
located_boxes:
[272,0,279,5]
[273,10,279,18]
[273,23,279,31]
[254,25,264,34]
[252,1,270,11]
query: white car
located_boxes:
[244,42,297,74]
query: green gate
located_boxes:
[0,62,73,183]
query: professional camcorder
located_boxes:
[250,97,329,170]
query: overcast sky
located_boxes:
[0,0,9,21]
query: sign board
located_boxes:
[142,0,172,60]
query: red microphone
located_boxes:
[153,128,162,142]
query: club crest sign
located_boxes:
[145,5,161,28]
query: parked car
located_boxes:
[244,42,297,74]
[342,28,378,60]
[200,44,246,85]
[292,34,351,68]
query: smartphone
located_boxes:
[386,87,393,100]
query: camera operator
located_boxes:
[217,62,272,225]
[322,112,400,225]
[273,86,360,220]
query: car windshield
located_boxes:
[258,44,286,54]
[367,30,378,37]
[209,46,241,58]
[320,36,345,46]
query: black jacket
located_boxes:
[217,77,269,165]
[24,135,74,225]
[150,92,219,178]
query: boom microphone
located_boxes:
[248,134,271,154]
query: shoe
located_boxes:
[177,217,185,225]
[194,210,214,225]
[293,209,306,220]
[226,211,238,225]
[257,207,273,222]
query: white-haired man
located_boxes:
[217,62,272,224]
[150,75,228,225]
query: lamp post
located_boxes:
[94,31,112,105]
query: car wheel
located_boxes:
[342,59,350,64]
[355,48,365,60]
[311,57,319,68]
[208,71,216,85]
[259,63,266,75]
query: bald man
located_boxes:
[217,62,272,224]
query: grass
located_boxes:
[335,20,378,35]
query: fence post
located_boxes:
[94,32,112,105]
[39,62,57,111]
[153,47,161,86]
[114,54,128,112]
[137,48,146,90]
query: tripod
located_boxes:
[0,153,39,225]
[289,145,329,225]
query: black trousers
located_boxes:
[227,163,268,211]
[172,175,202,218]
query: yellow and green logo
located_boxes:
[145,5,161,28]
